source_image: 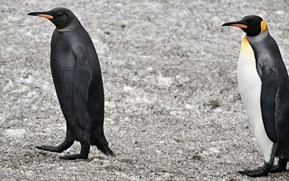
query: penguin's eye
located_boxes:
[56,13,63,17]
[56,13,68,23]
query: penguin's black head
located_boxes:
[222,15,267,36]
[28,7,76,29]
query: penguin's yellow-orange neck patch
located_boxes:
[241,36,249,46]
[260,20,267,33]
[240,36,255,65]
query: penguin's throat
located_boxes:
[241,36,249,46]
[247,28,269,44]
[240,36,255,65]
[55,23,70,30]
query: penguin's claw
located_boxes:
[239,168,269,177]
[60,154,88,160]
[36,145,63,153]
[270,165,287,173]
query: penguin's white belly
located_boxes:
[237,37,273,162]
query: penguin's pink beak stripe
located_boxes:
[37,14,54,20]
[230,24,248,29]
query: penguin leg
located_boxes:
[270,158,287,173]
[36,127,74,153]
[239,162,273,177]
[60,129,90,160]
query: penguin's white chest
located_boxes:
[237,37,273,162]
[237,37,262,128]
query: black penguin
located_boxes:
[28,7,114,159]
[223,16,289,177]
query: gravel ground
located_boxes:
[1,0,289,180]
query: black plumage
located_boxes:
[28,7,114,159]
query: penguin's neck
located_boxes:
[239,36,255,65]
[57,18,81,32]
[247,28,269,45]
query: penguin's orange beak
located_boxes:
[222,21,248,29]
[28,12,54,20]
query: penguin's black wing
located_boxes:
[252,33,281,143]
[73,45,92,130]
[260,72,278,143]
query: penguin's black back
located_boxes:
[50,18,104,134]
[248,30,289,158]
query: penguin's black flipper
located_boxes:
[73,45,92,130]
[260,73,279,143]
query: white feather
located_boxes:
[237,36,273,163]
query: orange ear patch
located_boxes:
[261,20,267,33]
[231,24,248,29]
[37,14,54,19]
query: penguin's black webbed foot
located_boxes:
[36,140,74,153]
[270,158,287,173]
[239,168,268,177]
[60,154,88,160]
[60,142,90,160]
[270,165,287,173]
[239,163,271,177]
[36,145,64,153]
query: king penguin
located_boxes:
[222,16,289,177]
[28,7,114,159]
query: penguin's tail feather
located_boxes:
[90,132,115,156]
[97,144,115,157]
